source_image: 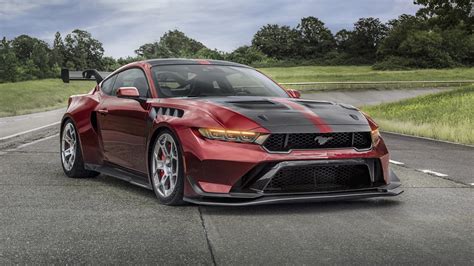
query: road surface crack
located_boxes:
[198,206,217,266]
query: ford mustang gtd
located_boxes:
[60,59,402,206]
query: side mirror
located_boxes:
[117,87,140,98]
[286,89,301,99]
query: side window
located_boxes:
[100,75,117,96]
[113,68,150,97]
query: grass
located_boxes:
[0,79,95,117]
[362,86,474,145]
[259,66,474,83]
[259,66,474,91]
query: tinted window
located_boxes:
[113,68,150,97]
[152,65,288,98]
[100,75,117,95]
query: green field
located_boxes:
[260,66,474,91]
[260,66,474,83]
[0,79,95,117]
[363,86,474,145]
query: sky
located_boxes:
[0,0,420,58]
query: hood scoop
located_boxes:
[297,100,335,109]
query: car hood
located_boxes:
[195,96,371,134]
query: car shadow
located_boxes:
[88,174,157,199]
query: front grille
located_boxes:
[262,132,371,152]
[265,164,372,192]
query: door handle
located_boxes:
[98,109,108,115]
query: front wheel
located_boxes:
[60,120,99,178]
[150,130,184,205]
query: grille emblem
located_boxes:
[314,136,333,145]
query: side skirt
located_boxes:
[85,163,153,190]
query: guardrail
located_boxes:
[279,80,474,91]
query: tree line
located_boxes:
[0,0,472,83]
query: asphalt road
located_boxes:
[0,136,472,264]
[0,108,65,139]
[383,132,474,185]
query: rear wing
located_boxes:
[61,69,112,84]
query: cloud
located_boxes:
[0,0,420,57]
[0,0,65,19]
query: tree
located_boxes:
[11,35,54,79]
[346,17,388,63]
[101,56,120,71]
[296,16,336,58]
[377,15,426,58]
[11,35,42,63]
[376,13,474,69]
[335,29,352,52]
[399,30,454,68]
[135,30,206,59]
[63,29,105,70]
[0,37,19,82]
[52,32,65,67]
[440,26,474,65]
[414,0,473,32]
[252,24,300,59]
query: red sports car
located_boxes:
[60,59,402,206]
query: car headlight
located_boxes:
[198,128,268,144]
[371,128,380,144]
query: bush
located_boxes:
[227,46,274,66]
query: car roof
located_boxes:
[144,58,251,68]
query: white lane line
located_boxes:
[418,169,449,177]
[0,121,60,141]
[470,183,474,186]
[389,160,405,165]
[7,134,59,151]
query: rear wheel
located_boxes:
[60,120,99,178]
[150,130,184,205]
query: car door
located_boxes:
[96,68,151,175]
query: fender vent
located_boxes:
[156,107,184,118]
[90,112,98,132]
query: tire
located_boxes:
[149,129,185,205]
[60,120,99,178]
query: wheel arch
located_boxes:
[60,115,86,162]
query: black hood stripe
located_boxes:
[273,99,332,133]
[199,96,368,133]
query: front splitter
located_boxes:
[185,167,403,206]
[184,183,403,206]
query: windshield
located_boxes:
[151,65,289,98]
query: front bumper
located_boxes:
[179,128,400,205]
[183,169,403,206]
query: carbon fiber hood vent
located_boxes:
[226,100,290,110]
